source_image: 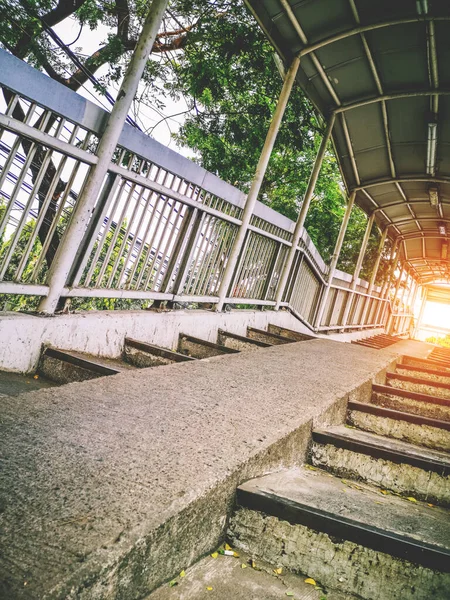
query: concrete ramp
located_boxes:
[0,339,401,599]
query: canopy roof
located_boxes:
[246,0,450,286]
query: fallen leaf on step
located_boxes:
[304,578,316,585]
[428,503,435,508]
[273,567,283,574]
[406,497,417,503]
[206,586,213,591]
[169,580,177,587]
[33,375,39,379]
[286,592,294,597]
[305,465,317,471]
[241,563,247,569]
[179,570,186,578]
[251,560,257,569]
[211,552,218,559]
[380,490,389,495]
[224,543,233,551]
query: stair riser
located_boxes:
[387,377,450,400]
[38,355,101,384]
[372,391,450,422]
[348,410,450,452]
[311,443,450,506]
[124,347,178,368]
[396,368,450,385]
[228,508,450,600]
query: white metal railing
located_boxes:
[0,49,398,332]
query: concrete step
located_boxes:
[38,346,137,384]
[246,326,293,345]
[178,333,239,359]
[352,334,398,349]
[124,338,196,368]
[431,349,450,363]
[267,324,314,342]
[372,383,450,422]
[401,355,450,372]
[386,370,450,399]
[396,363,450,385]
[311,425,450,505]
[347,400,450,452]
[229,467,450,600]
[0,370,57,397]
[217,329,271,352]
[147,547,349,600]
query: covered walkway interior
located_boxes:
[247,0,450,333]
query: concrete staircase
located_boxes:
[227,357,450,599]
[352,333,399,349]
[33,324,311,385]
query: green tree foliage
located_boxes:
[425,335,450,348]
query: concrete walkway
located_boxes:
[0,338,428,599]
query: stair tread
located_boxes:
[237,466,450,568]
[0,371,58,396]
[387,371,450,390]
[373,383,450,406]
[313,424,450,469]
[348,400,450,430]
[45,347,136,373]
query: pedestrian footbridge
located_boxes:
[1,1,450,599]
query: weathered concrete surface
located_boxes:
[372,388,450,422]
[387,373,450,399]
[229,509,450,600]
[0,340,396,599]
[147,549,351,600]
[229,468,450,600]
[396,364,450,385]
[311,428,450,505]
[0,371,57,397]
[348,408,450,452]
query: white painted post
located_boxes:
[38,0,170,314]
[388,262,404,334]
[215,55,301,312]
[374,238,399,327]
[360,227,387,326]
[340,212,375,328]
[274,113,336,309]
[314,191,356,329]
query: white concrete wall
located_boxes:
[0,309,385,373]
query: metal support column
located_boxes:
[360,227,387,326]
[274,113,336,309]
[341,212,375,328]
[215,55,300,312]
[38,0,170,313]
[387,262,404,334]
[314,191,355,329]
[375,238,399,327]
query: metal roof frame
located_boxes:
[246,0,450,286]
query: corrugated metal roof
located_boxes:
[246,0,450,286]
